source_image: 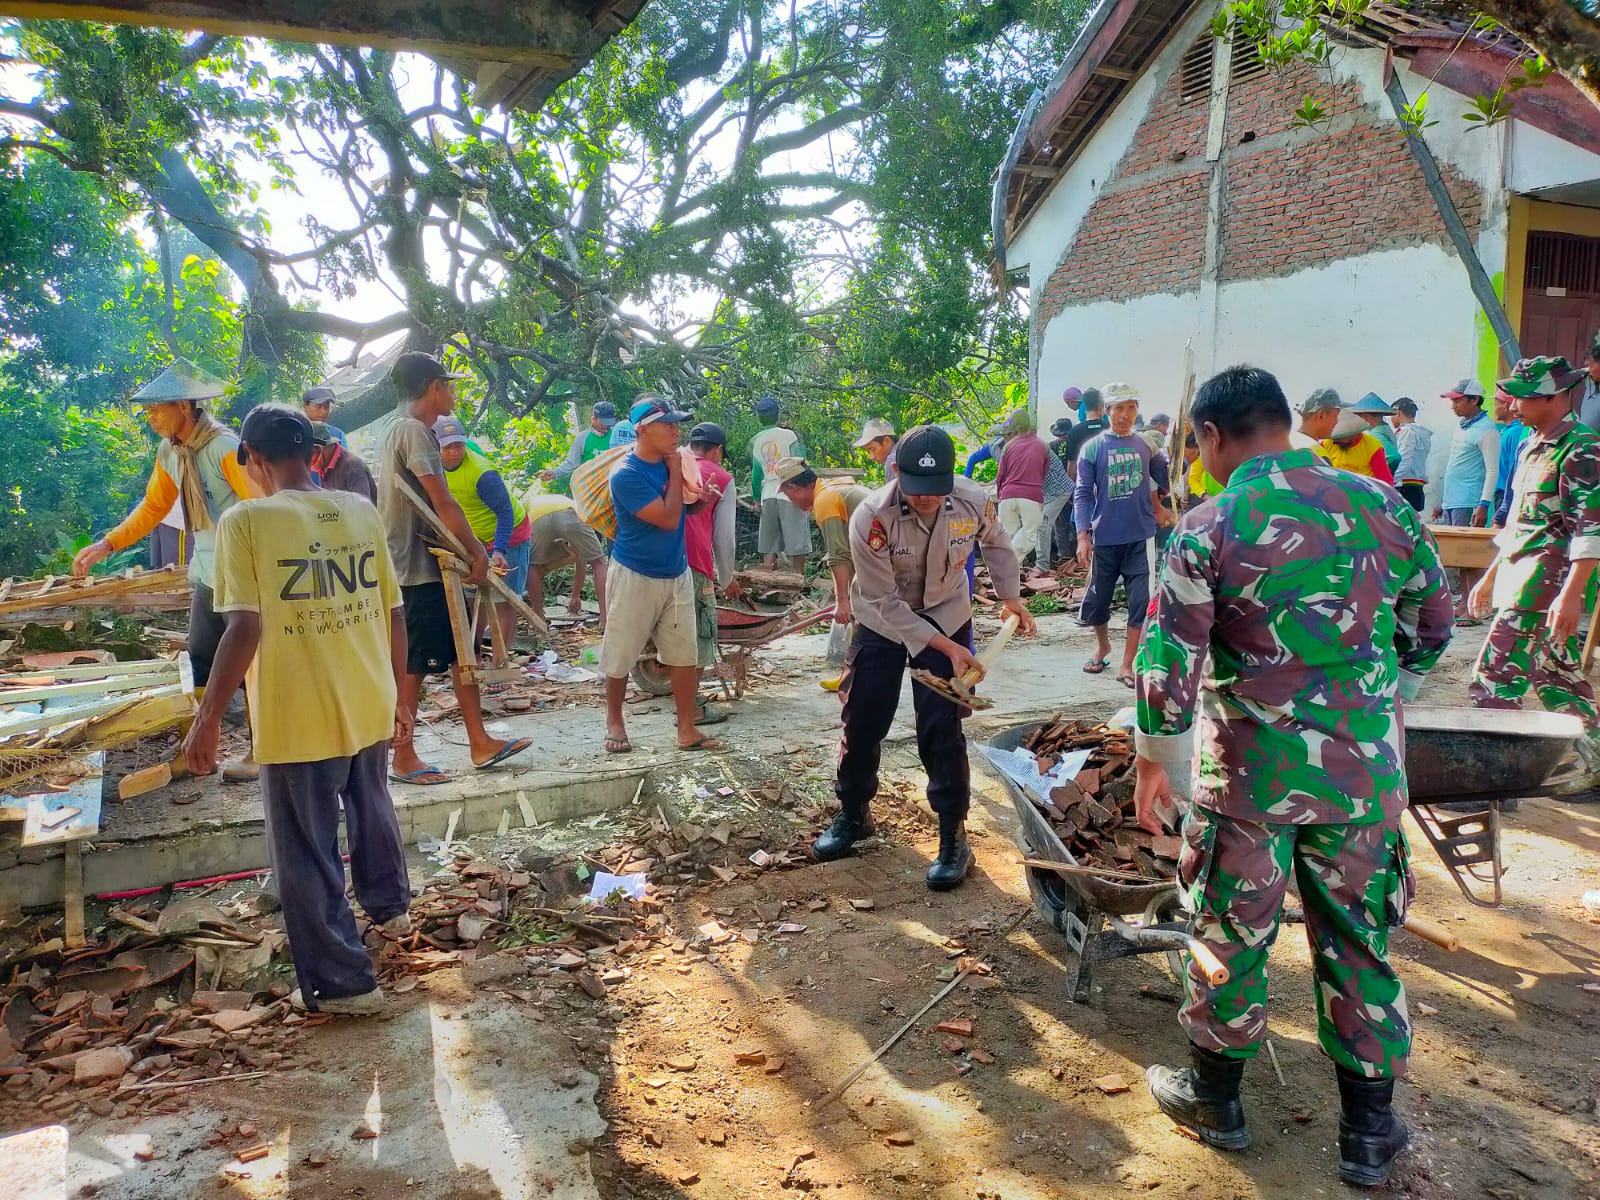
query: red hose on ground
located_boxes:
[93,856,346,902]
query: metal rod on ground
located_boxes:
[1020,857,1156,885]
[816,903,1032,1110]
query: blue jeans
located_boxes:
[501,538,532,596]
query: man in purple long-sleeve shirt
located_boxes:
[996,410,1049,562]
[1073,383,1171,685]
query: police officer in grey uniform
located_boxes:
[812,425,1036,889]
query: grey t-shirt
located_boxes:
[378,414,445,586]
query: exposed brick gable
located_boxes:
[1036,55,1485,324]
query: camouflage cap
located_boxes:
[1102,381,1140,407]
[1298,387,1342,415]
[133,359,227,404]
[1499,355,1584,399]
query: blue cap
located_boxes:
[593,400,618,426]
[756,395,780,418]
[629,396,689,428]
[432,415,469,447]
[1351,391,1394,414]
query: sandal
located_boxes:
[473,737,533,771]
[1117,673,1137,689]
[1082,657,1111,675]
[678,736,727,752]
[605,735,633,755]
[389,765,449,785]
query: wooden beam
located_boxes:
[0,666,180,707]
[0,684,184,739]
[1093,64,1137,80]
[0,0,587,64]
[63,840,85,948]
[0,658,175,683]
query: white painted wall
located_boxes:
[1011,20,1600,510]
[1035,242,1492,511]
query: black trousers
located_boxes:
[1399,482,1426,512]
[835,619,972,821]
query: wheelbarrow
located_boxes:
[984,705,1581,1001]
[1402,704,1583,907]
[631,600,836,699]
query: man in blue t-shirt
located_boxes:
[1073,382,1172,686]
[599,395,727,755]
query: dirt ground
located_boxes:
[7,612,1600,1200]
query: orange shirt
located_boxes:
[106,455,255,551]
[1322,434,1395,485]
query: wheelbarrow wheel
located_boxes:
[630,655,673,697]
[1016,830,1074,937]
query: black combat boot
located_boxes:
[1336,1066,1409,1187]
[1146,1043,1251,1150]
[924,815,973,891]
[811,807,875,862]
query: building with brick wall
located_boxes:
[995,0,1600,506]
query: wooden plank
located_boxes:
[0,657,175,683]
[117,760,173,800]
[0,666,180,706]
[63,839,85,947]
[0,566,188,615]
[434,551,481,687]
[0,684,183,739]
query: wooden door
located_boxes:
[1521,231,1600,364]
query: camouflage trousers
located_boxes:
[1178,806,1414,1079]
[1468,607,1599,728]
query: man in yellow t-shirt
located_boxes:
[183,405,411,1018]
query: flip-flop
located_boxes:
[1082,657,1111,675]
[389,765,449,786]
[678,736,727,752]
[694,703,730,726]
[605,735,633,755]
[1117,673,1137,689]
[473,737,533,771]
[1454,615,1483,627]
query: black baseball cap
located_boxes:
[688,421,727,448]
[237,404,314,464]
[391,351,466,400]
[896,425,956,496]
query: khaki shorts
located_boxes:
[693,570,717,669]
[530,508,603,567]
[758,496,811,556]
[598,563,697,677]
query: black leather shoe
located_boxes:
[1146,1043,1251,1150]
[924,819,973,891]
[1336,1067,1409,1186]
[811,810,874,861]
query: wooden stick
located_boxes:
[1401,914,1461,953]
[817,904,1031,1109]
[1019,856,1162,885]
[122,1069,272,1092]
[431,550,480,686]
[1265,1039,1286,1086]
[63,841,85,949]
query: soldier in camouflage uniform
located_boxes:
[1466,356,1600,785]
[1132,365,1454,1188]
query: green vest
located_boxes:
[581,429,610,462]
[155,433,240,588]
[445,448,525,544]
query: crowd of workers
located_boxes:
[63,330,1600,1188]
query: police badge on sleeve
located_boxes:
[867,516,889,552]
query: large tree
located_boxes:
[0,1,1083,445]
